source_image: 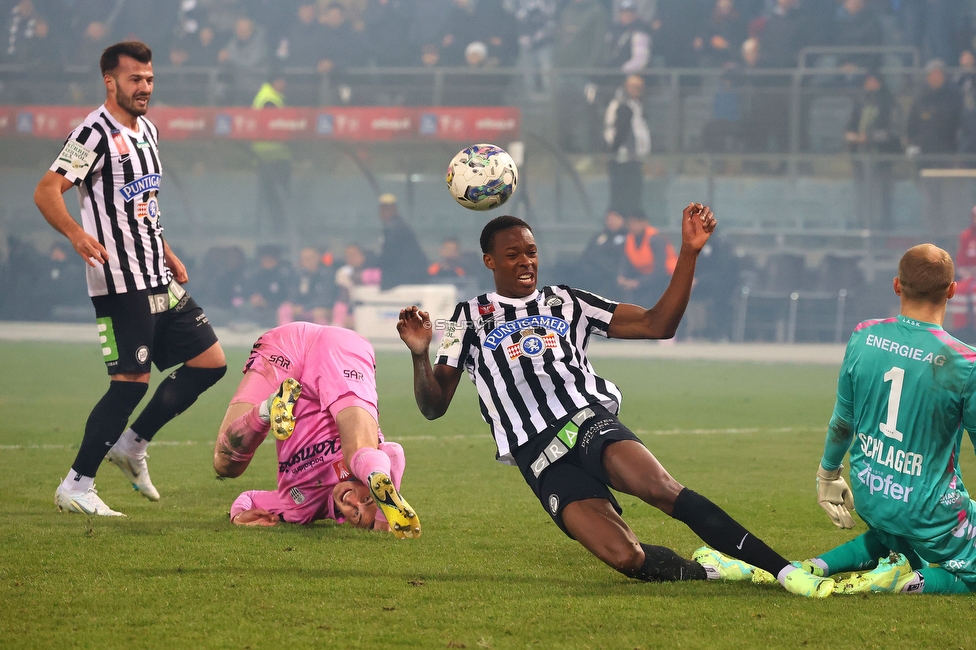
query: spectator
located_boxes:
[318,2,365,103]
[617,210,677,306]
[693,0,747,68]
[652,0,706,67]
[606,0,652,73]
[757,0,805,69]
[553,0,610,153]
[845,71,898,229]
[604,74,651,216]
[513,0,558,98]
[438,0,483,66]
[427,236,486,293]
[334,243,380,328]
[956,50,976,156]
[277,3,327,70]
[239,245,294,328]
[194,246,247,323]
[112,0,178,56]
[477,0,519,67]
[833,0,883,76]
[1,0,61,102]
[2,1,55,66]
[577,209,628,299]
[282,247,337,325]
[377,194,428,290]
[739,29,790,154]
[251,72,291,232]
[33,242,88,321]
[693,231,740,341]
[274,3,327,104]
[169,10,220,68]
[219,16,269,105]
[907,59,962,155]
[362,0,411,67]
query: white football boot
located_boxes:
[55,484,126,516]
[105,447,160,501]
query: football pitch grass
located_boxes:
[2,341,975,649]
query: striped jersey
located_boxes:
[823,315,976,539]
[49,104,169,296]
[435,285,622,464]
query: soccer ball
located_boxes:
[446,143,518,211]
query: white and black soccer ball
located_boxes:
[446,143,518,211]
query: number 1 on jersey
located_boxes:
[880,366,905,442]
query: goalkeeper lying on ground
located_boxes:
[696,244,976,594]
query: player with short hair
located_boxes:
[703,243,976,594]
[35,41,227,516]
[214,322,419,537]
[397,209,832,596]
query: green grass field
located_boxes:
[2,341,975,649]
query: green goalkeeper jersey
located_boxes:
[823,315,976,539]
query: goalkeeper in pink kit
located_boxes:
[212,322,420,537]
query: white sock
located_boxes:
[811,558,829,573]
[777,565,800,586]
[61,470,93,493]
[701,565,721,580]
[258,394,272,423]
[114,428,149,456]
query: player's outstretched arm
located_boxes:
[34,170,109,267]
[231,508,279,526]
[397,306,462,420]
[608,203,716,340]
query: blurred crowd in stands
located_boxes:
[0,190,748,339]
[8,1,976,160]
[4,0,976,103]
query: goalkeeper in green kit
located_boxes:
[703,244,976,594]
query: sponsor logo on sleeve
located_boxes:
[57,139,97,172]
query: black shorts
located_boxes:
[513,404,643,538]
[91,281,218,375]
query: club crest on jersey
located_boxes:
[136,196,159,221]
[507,330,557,359]
[484,315,569,350]
[119,174,161,202]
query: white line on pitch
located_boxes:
[0,428,821,451]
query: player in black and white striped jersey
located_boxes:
[35,41,227,517]
[398,209,834,597]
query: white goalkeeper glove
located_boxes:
[816,465,855,529]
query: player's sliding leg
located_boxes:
[55,379,148,516]
[808,530,890,576]
[564,498,708,582]
[350,446,421,539]
[108,359,226,500]
[602,440,833,597]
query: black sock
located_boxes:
[670,488,790,576]
[130,365,226,441]
[632,544,707,582]
[71,381,148,477]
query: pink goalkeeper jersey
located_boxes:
[234,323,381,523]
